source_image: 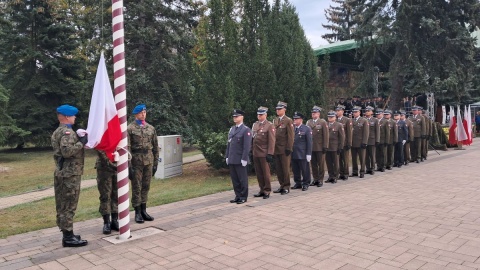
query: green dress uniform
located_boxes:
[306,112,329,186]
[351,110,369,177]
[421,113,431,160]
[386,117,398,169]
[365,116,380,174]
[273,109,294,193]
[252,109,276,197]
[376,115,390,171]
[326,119,345,182]
[336,114,352,179]
[95,150,119,234]
[409,108,426,163]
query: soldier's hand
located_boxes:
[285,149,291,156]
[322,147,328,153]
[345,145,351,151]
[306,155,311,162]
[128,167,135,180]
[266,154,274,163]
[337,149,342,155]
[402,140,406,145]
[241,160,247,167]
[361,144,367,149]
[78,134,88,145]
[226,158,229,165]
[152,166,157,176]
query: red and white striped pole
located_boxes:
[112,0,130,240]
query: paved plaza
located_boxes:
[1,145,480,270]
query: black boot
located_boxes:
[134,206,144,223]
[102,215,111,235]
[111,213,119,231]
[62,230,88,247]
[141,203,154,221]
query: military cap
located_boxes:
[276,101,288,109]
[384,109,392,115]
[257,106,268,115]
[352,106,361,112]
[365,106,374,111]
[327,111,336,117]
[375,109,384,115]
[311,105,322,113]
[393,110,401,115]
[232,109,245,117]
[57,104,79,116]
[335,105,346,111]
[132,104,146,114]
[411,106,421,110]
[399,110,406,115]
[292,112,304,119]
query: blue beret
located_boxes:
[132,104,146,114]
[56,105,79,116]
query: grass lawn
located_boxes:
[0,146,202,197]
[0,160,259,238]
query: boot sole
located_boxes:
[62,241,88,247]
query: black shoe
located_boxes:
[134,206,144,223]
[230,198,240,203]
[62,231,88,247]
[310,181,319,186]
[316,181,323,187]
[325,179,332,183]
[359,173,365,178]
[302,186,308,191]
[263,193,270,199]
[140,203,154,221]
[332,178,337,184]
[386,166,392,170]
[102,214,111,235]
[110,213,119,231]
[339,175,345,180]
[343,176,348,181]
[236,199,247,204]
[420,158,424,162]
[273,188,283,193]
[398,165,402,168]
[367,171,374,175]
[291,185,302,189]
[416,160,420,163]
[253,192,265,197]
[350,173,358,177]
[281,189,289,195]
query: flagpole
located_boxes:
[112,0,131,240]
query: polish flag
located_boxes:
[456,106,468,143]
[466,105,473,145]
[85,53,122,161]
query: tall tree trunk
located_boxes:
[389,44,406,111]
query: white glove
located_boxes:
[76,129,87,137]
[306,155,311,162]
[241,160,247,167]
[226,158,229,165]
[402,140,406,145]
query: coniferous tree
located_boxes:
[322,0,359,43]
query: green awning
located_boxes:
[313,39,359,56]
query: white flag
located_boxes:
[456,106,468,141]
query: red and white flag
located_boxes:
[85,53,122,161]
[466,105,473,145]
[456,106,468,143]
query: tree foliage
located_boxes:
[322,0,358,43]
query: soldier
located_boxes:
[273,101,294,195]
[350,106,369,178]
[226,109,252,204]
[325,111,345,183]
[291,112,312,191]
[128,104,159,223]
[252,107,275,199]
[95,150,119,234]
[364,106,380,175]
[409,106,426,163]
[384,110,397,170]
[375,109,389,172]
[394,111,408,167]
[306,106,328,187]
[421,108,431,161]
[402,110,414,165]
[336,105,352,180]
[51,104,88,247]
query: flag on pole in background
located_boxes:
[85,53,122,161]
[466,105,472,145]
[456,106,468,143]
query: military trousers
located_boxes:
[365,145,376,172]
[274,154,291,190]
[351,147,366,174]
[386,144,394,168]
[292,158,311,187]
[376,145,386,170]
[96,169,118,215]
[229,164,248,200]
[339,148,350,177]
[131,163,153,208]
[403,142,411,163]
[54,175,81,232]
[394,142,404,166]
[411,137,422,161]
[253,156,271,194]
[325,151,339,179]
[422,138,428,159]
[310,151,325,182]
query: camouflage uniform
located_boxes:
[51,124,85,232]
[95,150,118,215]
[127,121,159,207]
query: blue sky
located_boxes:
[288,0,334,48]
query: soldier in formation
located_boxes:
[95,150,119,234]
[325,111,345,183]
[306,106,328,187]
[291,112,313,191]
[272,101,294,195]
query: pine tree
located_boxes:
[322,0,359,43]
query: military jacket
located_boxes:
[306,118,329,151]
[292,124,312,160]
[127,121,159,166]
[422,114,432,136]
[337,116,353,148]
[226,124,252,164]
[387,118,398,144]
[51,124,85,177]
[405,119,415,141]
[365,117,380,145]
[252,120,275,158]
[273,116,294,155]
[409,114,426,138]
[95,150,117,173]
[352,117,369,148]
[327,122,345,151]
[378,118,390,144]
[396,120,409,142]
